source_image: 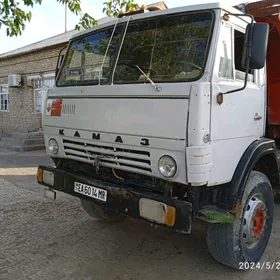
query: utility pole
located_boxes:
[64,3,67,33]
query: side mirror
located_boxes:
[242,22,269,70]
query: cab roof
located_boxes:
[70,2,242,40]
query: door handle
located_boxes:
[254,113,262,120]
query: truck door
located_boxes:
[208,18,265,185]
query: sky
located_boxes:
[0,0,246,54]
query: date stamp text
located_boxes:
[239,262,280,270]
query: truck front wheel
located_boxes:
[206,171,274,269]
[80,199,126,222]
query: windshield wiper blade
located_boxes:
[135,65,162,92]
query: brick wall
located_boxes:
[0,43,67,132]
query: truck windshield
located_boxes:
[57,11,214,87]
[57,25,124,86]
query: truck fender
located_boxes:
[217,138,280,214]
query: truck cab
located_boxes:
[37,1,279,269]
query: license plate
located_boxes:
[74,182,107,202]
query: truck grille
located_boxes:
[62,139,151,173]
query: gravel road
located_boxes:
[0,149,280,280]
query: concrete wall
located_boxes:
[0,43,67,132]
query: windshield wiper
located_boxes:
[135,65,162,92]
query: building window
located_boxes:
[34,88,46,113]
[0,85,8,112]
[34,77,55,113]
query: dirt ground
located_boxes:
[0,149,280,280]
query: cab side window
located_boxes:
[234,28,254,83]
[218,23,255,83]
[219,24,233,79]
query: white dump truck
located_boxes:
[37,1,280,269]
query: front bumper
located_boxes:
[37,165,193,234]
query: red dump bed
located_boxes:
[236,1,280,138]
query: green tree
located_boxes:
[0,0,139,36]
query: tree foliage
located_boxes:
[103,0,138,17]
[0,0,138,36]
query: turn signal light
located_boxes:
[165,206,176,226]
[37,168,43,182]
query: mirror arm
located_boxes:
[218,13,254,100]
[222,65,250,95]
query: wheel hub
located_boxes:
[243,195,267,248]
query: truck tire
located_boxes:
[206,171,274,269]
[80,199,126,222]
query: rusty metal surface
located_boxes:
[234,1,280,138]
[235,1,280,20]
[231,199,243,219]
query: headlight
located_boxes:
[158,155,177,178]
[48,138,59,154]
